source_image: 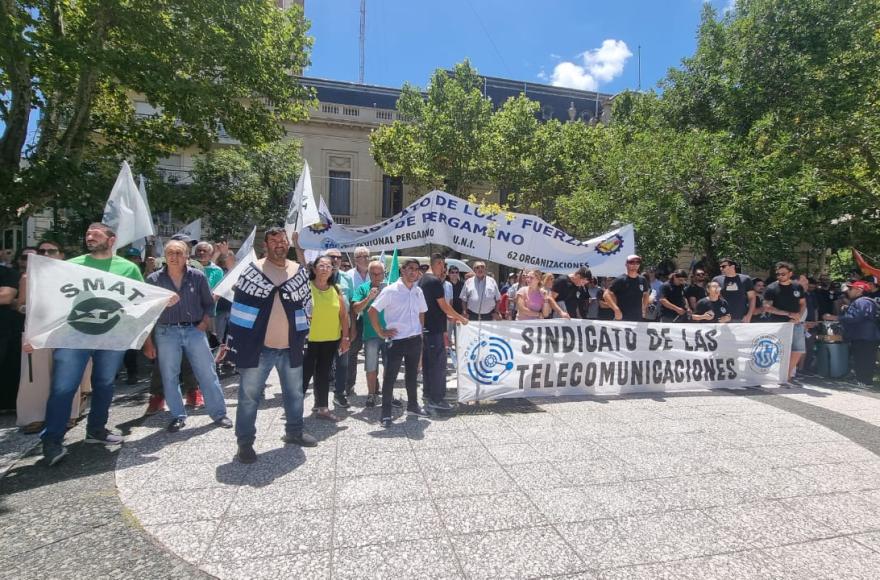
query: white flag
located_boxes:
[130,175,152,258]
[212,250,256,302]
[102,161,155,250]
[176,218,202,242]
[284,161,321,241]
[236,226,257,262]
[24,255,174,350]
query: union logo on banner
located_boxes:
[749,334,782,374]
[594,233,624,256]
[464,334,516,385]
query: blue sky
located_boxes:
[304,0,732,94]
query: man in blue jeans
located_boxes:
[38,223,159,466]
[226,227,317,463]
[144,240,232,432]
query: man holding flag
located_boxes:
[35,223,176,465]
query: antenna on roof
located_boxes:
[359,0,366,84]
[637,45,642,92]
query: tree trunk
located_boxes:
[0,0,33,177]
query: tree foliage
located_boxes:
[184,140,303,239]
[373,0,879,272]
[0,0,314,227]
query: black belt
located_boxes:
[158,321,199,327]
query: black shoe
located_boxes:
[407,406,429,418]
[427,400,454,412]
[85,429,124,445]
[391,398,403,409]
[381,417,393,428]
[365,394,377,408]
[126,374,138,385]
[43,441,67,466]
[345,385,355,396]
[214,416,233,429]
[168,418,186,433]
[236,444,257,464]
[334,393,350,408]
[281,432,318,447]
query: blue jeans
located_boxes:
[42,348,126,444]
[333,348,349,396]
[154,325,227,421]
[235,348,305,446]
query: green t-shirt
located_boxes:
[202,263,224,289]
[337,270,354,303]
[68,254,144,282]
[353,281,386,340]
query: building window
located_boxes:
[382,175,403,218]
[329,170,351,215]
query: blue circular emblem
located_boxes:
[465,335,515,385]
[751,337,781,370]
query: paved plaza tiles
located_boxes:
[101,374,880,580]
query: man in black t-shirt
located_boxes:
[763,261,807,385]
[712,257,756,322]
[693,281,732,323]
[605,255,650,322]
[685,268,708,312]
[658,269,691,322]
[550,267,590,319]
[419,254,469,411]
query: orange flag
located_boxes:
[853,248,880,279]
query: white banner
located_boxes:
[102,161,156,250]
[24,255,175,350]
[212,227,258,302]
[299,190,634,275]
[456,319,793,402]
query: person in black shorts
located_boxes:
[605,255,650,322]
[658,269,691,322]
[693,281,732,323]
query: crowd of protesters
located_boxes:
[0,225,878,466]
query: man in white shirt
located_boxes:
[368,258,429,427]
[459,261,501,321]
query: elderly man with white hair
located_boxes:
[344,246,371,395]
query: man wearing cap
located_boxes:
[713,258,756,322]
[368,258,429,427]
[825,281,880,386]
[604,255,650,322]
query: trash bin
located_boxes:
[815,341,850,379]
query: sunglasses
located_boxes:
[37,248,60,255]
[626,260,641,265]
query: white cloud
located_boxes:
[550,39,632,91]
[549,53,561,60]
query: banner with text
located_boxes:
[298,190,634,275]
[24,255,175,350]
[456,319,792,402]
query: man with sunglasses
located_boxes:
[685,269,708,312]
[605,255,650,322]
[713,258,756,323]
[763,261,807,385]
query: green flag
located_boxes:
[387,248,399,283]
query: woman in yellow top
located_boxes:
[302,255,350,421]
